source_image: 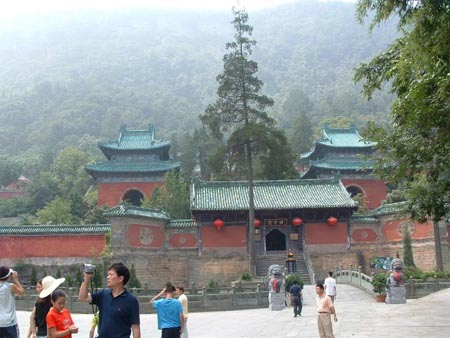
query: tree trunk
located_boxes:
[246,141,256,276]
[433,220,443,271]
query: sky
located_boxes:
[0,0,356,19]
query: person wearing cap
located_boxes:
[79,262,140,338]
[0,266,25,338]
[28,276,65,338]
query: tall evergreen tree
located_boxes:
[200,7,278,275]
[354,0,450,270]
[403,228,416,268]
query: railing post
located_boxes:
[349,264,353,285]
[256,283,261,305]
[201,287,206,307]
[232,286,236,308]
[434,275,438,292]
[358,265,362,287]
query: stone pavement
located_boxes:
[16,284,450,338]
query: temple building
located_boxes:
[299,124,387,209]
[85,125,179,207]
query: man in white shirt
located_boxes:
[324,271,337,303]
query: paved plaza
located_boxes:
[16,284,450,338]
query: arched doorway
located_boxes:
[265,229,286,251]
[122,189,144,206]
[346,185,364,198]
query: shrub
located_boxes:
[240,272,252,281]
[371,272,388,295]
[285,273,304,292]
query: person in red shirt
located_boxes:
[46,290,78,338]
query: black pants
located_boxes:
[292,295,302,316]
[161,327,181,338]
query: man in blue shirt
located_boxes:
[79,262,140,338]
[289,280,303,317]
[150,284,184,338]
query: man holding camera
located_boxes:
[0,266,24,338]
[79,262,140,338]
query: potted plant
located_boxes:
[371,272,387,302]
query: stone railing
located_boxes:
[15,283,271,314]
[334,264,450,299]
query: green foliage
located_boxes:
[404,267,450,280]
[354,1,450,226]
[0,198,30,218]
[75,268,83,286]
[240,272,253,281]
[403,228,416,268]
[146,170,190,218]
[0,157,22,187]
[207,279,219,290]
[285,273,304,292]
[371,271,388,295]
[36,196,74,225]
[200,8,296,181]
[56,267,62,279]
[128,264,141,288]
[65,274,73,287]
[30,266,37,286]
[92,264,103,288]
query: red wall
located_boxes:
[98,181,163,207]
[351,228,378,242]
[382,219,433,242]
[342,178,387,209]
[1,235,105,258]
[305,222,347,244]
[202,226,247,248]
[169,234,198,248]
[125,224,165,248]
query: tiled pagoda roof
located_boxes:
[309,157,375,171]
[85,157,180,175]
[99,125,170,152]
[191,178,357,211]
[103,204,171,220]
[317,124,376,148]
[0,224,110,235]
[368,201,408,216]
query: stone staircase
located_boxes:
[256,251,312,285]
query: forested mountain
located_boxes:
[0,0,397,164]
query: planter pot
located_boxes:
[375,294,386,302]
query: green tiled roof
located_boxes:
[99,125,170,151]
[318,124,376,148]
[85,157,180,175]
[0,225,110,235]
[167,219,197,228]
[350,215,379,223]
[191,178,357,211]
[103,204,171,220]
[368,202,408,216]
[310,157,375,171]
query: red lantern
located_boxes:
[213,219,224,230]
[254,219,262,227]
[327,216,338,227]
[292,217,303,226]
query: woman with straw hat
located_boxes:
[28,276,65,338]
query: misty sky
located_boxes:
[0,0,300,18]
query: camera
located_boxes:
[83,263,96,274]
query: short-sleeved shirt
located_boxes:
[316,294,334,313]
[324,277,336,296]
[289,284,302,297]
[178,294,189,318]
[91,289,140,338]
[46,308,75,338]
[153,298,183,329]
[0,281,17,327]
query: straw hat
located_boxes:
[0,266,13,280]
[39,276,65,298]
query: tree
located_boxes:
[0,157,22,187]
[354,0,450,270]
[288,111,314,156]
[199,7,279,275]
[36,196,74,225]
[144,170,190,219]
[128,264,141,288]
[403,228,415,268]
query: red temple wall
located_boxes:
[1,235,105,259]
[202,226,247,248]
[305,222,347,244]
[97,181,163,207]
[0,191,29,199]
[342,178,387,209]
